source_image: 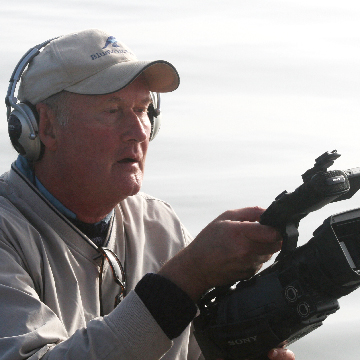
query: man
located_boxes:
[0,29,295,359]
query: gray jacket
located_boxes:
[0,164,201,359]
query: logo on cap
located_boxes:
[102,36,120,49]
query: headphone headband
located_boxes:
[6,38,57,119]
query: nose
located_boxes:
[122,110,149,143]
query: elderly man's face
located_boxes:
[52,76,152,204]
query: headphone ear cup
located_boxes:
[8,102,42,161]
[149,110,161,141]
[149,92,161,141]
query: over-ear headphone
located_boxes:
[6,39,55,161]
[5,38,162,162]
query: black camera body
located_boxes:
[194,151,360,360]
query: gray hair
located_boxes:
[40,91,72,126]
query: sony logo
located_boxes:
[228,336,257,346]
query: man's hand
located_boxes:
[158,207,282,302]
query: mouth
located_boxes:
[118,158,137,164]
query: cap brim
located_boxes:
[64,60,180,95]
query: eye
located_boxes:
[134,106,148,114]
[107,108,119,114]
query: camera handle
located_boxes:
[260,151,352,262]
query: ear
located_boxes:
[36,103,59,151]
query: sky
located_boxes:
[1,0,360,358]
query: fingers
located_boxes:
[216,207,282,245]
[225,220,282,245]
[217,207,266,222]
[268,348,295,360]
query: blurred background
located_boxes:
[1,0,360,358]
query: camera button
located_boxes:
[284,285,298,302]
[297,302,311,317]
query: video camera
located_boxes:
[193,150,360,360]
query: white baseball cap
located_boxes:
[18,29,180,104]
